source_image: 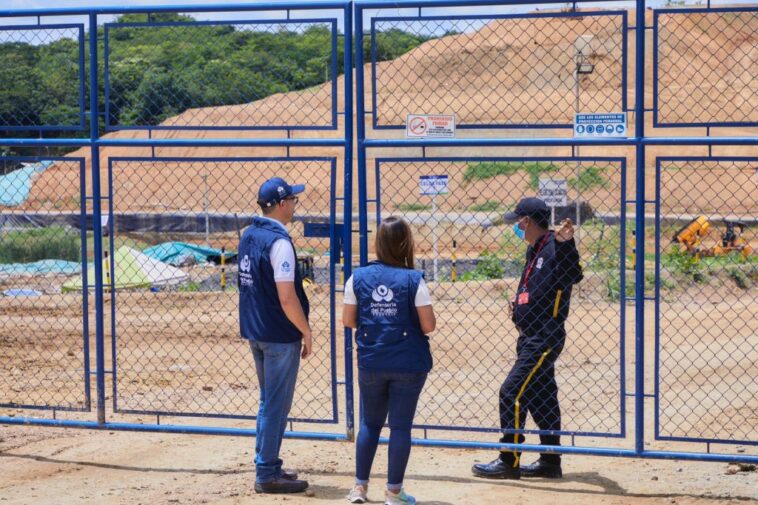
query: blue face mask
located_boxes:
[513,222,526,240]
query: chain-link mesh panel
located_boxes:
[108,157,337,422]
[105,20,338,130]
[0,24,84,130]
[656,158,757,443]
[371,158,624,436]
[0,157,89,411]
[371,12,625,128]
[655,9,758,126]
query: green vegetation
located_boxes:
[468,200,502,212]
[395,203,432,212]
[727,267,749,289]
[569,166,608,191]
[0,15,431,155]
[0,226,80,263]
[463,161,608,191]
[461,251,504,281]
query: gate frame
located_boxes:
[354,0,758,464]
[1,0,757,464]
[0,0,355,443]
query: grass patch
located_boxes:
[727,267,750,289]
[463,161,561,189]
[395,203,432,212]
[569,166,608,191]
[0,226,80,263]
[468,200,503,212]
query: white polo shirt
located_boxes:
[258,216,296,282]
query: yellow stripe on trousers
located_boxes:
[552,289,563,318]
[508,348,552,468]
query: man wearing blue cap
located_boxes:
[239,177,311,494]
[472,197,583,480]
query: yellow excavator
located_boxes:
[672,215,752,262]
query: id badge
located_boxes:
[517,291,530,305]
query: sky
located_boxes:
[0,0,753,35]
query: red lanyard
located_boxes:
[520,233,549,291]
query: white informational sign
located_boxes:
[100,215,110,229]
[538,179,568,207]
[419,175,449,195]
[574,113,627,137]
[406,114,456,138]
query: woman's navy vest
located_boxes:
[238,217,309,343]
[352,262,432,373]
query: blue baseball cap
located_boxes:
[503,197,550,227]
[257,177,305,208]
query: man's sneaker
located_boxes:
[254,477,309,494]
[471,458,521,480]
[384,488,416,505]
[520,458,563,478]
[347,484,368,503]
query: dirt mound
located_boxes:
[19,8,758,217]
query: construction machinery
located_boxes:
[672,215,753,262]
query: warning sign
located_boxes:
[538,179,568,207]
[406,114,455,138]
[420,175,449,195]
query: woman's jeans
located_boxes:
[355,369,428,486]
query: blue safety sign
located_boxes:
[574,113,627,138]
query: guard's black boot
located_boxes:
[520,457,563,478]
[471,457,521,480]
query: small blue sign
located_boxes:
[574,113,627,138]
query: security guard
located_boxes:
[472,197,583,480]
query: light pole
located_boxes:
[574,35,594,245]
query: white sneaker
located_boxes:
[347,484,368,503]
[385,488,416,505]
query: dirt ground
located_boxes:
[0,424,757,505]
[1,282,756,504]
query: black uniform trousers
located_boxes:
[498,332,564,467]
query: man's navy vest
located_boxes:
[352,262,432,373]
[238,217,309,343]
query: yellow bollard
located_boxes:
[220,246,226,291]
[630,230,636,269]
[451,240,457,282]
[104,249,111,293]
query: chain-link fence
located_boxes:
[370,11,626,128]
[656,157,757,444]
[104,19,339,130]
[654,8,758,126]
[0,25,85,130]
[0,156,90,411]
[369,157,625,437]
[107,157,340,422]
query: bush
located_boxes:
[0,226,80,263]
[461,251,504,281]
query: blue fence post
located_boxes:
[343,0,356,441]
[354,5,368,266]
[634,0,646,456]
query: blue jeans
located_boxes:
[249,339,301,483]
[356,370,427,486]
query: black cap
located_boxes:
[503,197,550,228]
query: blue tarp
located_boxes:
[0,259,82,276]
[142,242,236,266]
[0,161,55,207]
